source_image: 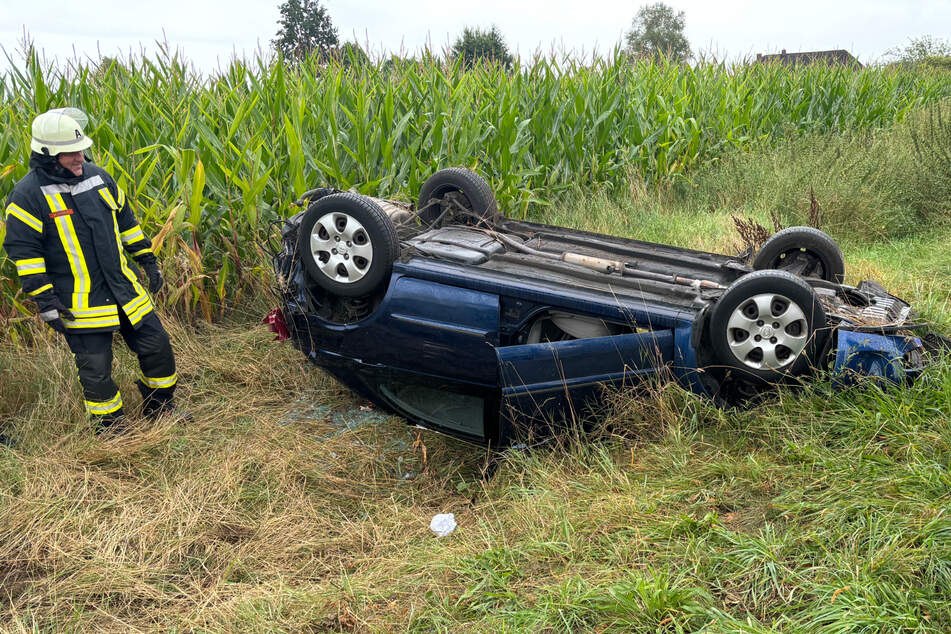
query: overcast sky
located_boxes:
[2,0,949,73]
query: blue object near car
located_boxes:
[266,168,938,446]
[833,330,923,384]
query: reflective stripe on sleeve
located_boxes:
[117,188,126,208]
[132,248,153,257]
[85,392,123,416]
[140,373,177,389]
[6,203,43,233]
[28,283,54,296]
[122,293,150,317]
[120,226,145,244]
[15,258,46,275]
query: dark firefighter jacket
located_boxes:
[3,163,157,333]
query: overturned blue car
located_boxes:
[267,168,939,446]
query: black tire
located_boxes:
[417,167,499,226]
[708,270,828,383]
[752,226,845,283]
[297,193,399,298]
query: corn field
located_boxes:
[2,48,950,331]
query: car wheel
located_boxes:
[297,193,399,297]
[752,226,845,283]
[708,270,828,382]
[417,167,499,226]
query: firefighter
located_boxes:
[3,108,182,431]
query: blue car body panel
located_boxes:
[375,275,500,384]
[497,330,676,427]
[286,255,713,444]
[833,330,922,384]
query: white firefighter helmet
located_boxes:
[48,107,90,130]
[30,108,93,156]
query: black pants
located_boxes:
[64,310,177,421]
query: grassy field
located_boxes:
[1,117,949,631]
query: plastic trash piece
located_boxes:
[430,513,457,537]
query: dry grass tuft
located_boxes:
[0,314,494,630]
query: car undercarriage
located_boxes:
[266,168,943,445]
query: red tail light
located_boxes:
[263,308,289,341]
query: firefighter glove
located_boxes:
[35,291,74,334]
[145,261,164,294]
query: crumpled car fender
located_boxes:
[833,329,922,384]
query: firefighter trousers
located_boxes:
[64,310,177,422]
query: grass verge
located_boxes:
[1,131,949,631]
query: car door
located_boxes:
[496,329,675,436]
[366,275,501,440]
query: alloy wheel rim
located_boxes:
[726,292,809,370]
[310,212,374,283]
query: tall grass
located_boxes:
[2,47,950,328]
[1,276,949,631]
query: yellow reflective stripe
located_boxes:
[141,373,177,389]
[85,392,123,415]
[52,215,91,309]
[117,188,126,208]
[41,190,90,309]
[109,208,148,298]
[44,194,63,212]
[63,315,122,329]
[122,290,154,325]
[6,203,43,233]
[15,258,47,275]
[131,248,153,257]
[70,305,119,318]
[123,293,150,315]
[28,283,54,296]
[126,297,154,325]
[120,227,145,244]
[98,188,119,210]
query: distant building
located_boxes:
[755,49,863,68]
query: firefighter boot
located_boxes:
[136,380,189,423]
[94,408,127,435]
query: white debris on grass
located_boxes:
[430,513,457,537]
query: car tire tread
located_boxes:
[753,226,845,283]
[297,193,399,298]
[417,167,499,225]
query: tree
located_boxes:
[450,26,514,70]
[624,2,691,62]
[886,35,951,68]
[272,0,339,61]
